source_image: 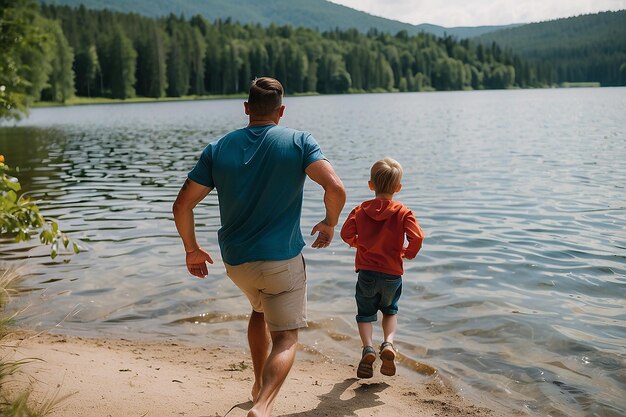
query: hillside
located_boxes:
[40,0,519,38]
[474,10,626,85]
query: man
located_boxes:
[172,77,346,417]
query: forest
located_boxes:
[1,0,616,120]
[476,10,626,86]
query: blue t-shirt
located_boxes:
[188,124,325,265]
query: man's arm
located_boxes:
[172,178,214,277]
[305,159,346,248]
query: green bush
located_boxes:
[0,155,78,258]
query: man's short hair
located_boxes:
[370,157,403,194]
[248,77,284,116]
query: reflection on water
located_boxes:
[170,312,250,325]
[1,89,625,416]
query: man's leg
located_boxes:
[248,310,270,402]
[248,329,298,417]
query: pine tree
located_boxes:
[109,26,137,99]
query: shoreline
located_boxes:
[29,83,606,109]
[4,329,506,417]
[31,92,318,108]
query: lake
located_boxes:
[1,88,625,416]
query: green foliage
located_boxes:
[36,4,530,100]
[165,16,193,97]
[0,0,78,119]
[74,44,100,97]
[40,19,75,103]
[0,156,79,259]
[107,27,137,99]
[0,0,45,119]
[7,3,621,116]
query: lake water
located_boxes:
[1,89,625,416]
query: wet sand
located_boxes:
[3,330,503,417]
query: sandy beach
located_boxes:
[3,330,503,417]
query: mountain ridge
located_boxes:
[40,0,522,38]
[473,10,626,86]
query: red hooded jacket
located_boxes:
[340,198,424,276]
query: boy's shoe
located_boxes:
[379,342,396,376]
[357,346,376,379]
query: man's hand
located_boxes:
[186,248,214,278]
[311,220,335,248]
[305,160,346,247]
[173,178,214,278]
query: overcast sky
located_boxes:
[329,0,626,27]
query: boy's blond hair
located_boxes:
[370,157,403,194]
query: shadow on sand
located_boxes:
[281,377,389,416]
[222,378,389,417]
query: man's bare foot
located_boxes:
[247,408,263,417]
[251,382,261,403]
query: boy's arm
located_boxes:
[403,211,424,259]
[340,208,358,247]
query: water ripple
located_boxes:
[1,88,625,416]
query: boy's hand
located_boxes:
[311,220,335,248]
[185,248,214,278]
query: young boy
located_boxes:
[340,157,424,378]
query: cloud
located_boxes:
[329,0,626,26]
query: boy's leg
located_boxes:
[358,321,374,347]
[381,313,397,344]
[357,321,376,379]
[355,270,379,338]
[248,310,270,402]
[355,270,380,378]
[380,314,398,376]
[248,329,298,417]
[378,274,401,377]
[378,273,401,346]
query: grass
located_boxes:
[560,82,601,88]
[0,266,21,312]
[32,93,247,108]
[0,265,60,417]
[32,91,320,108]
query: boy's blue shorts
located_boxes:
[355,269,402,323]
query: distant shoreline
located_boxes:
[33,90,415,109]
[31,83,603,108]
[32,92,318,108]
[32,94,247,108]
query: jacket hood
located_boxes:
[361,199,404,221]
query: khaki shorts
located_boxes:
[224,254,307,332]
